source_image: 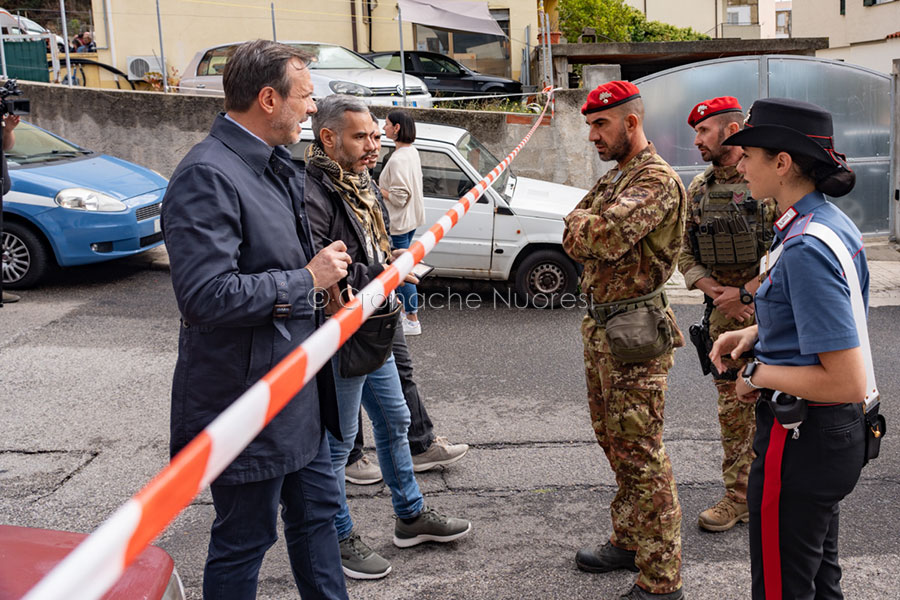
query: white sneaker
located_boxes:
[402,317,422,336]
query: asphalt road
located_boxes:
[1,261,898,600]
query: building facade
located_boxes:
[792,0,900,74]
[622,0,782,39]
[87,0,540,88]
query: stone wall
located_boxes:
[18,82,604,191]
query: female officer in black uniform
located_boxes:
[709,98,869,600]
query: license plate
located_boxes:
[153,218,161,233]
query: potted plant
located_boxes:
[537,30,562,44]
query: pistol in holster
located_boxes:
[689,298,715,377]
[688,295,740,381]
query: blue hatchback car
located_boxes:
[1,121,167,288]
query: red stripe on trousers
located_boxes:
[762,423,789,600]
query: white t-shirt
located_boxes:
[379,145,425,235]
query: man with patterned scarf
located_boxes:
[304,94,471,581]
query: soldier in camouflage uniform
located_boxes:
[563,81,687,600]
[678,97,778,533]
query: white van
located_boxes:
[293,120,586,307]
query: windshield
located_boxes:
[16,16,44,33]
[6,121,90,166]
[456,133,512,202]
[290,44,375,70]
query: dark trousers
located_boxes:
[205,434,348,600]
[347,326,433,463]
[748,401,865,600]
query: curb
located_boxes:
[136,243,900,306]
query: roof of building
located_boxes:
[543,38,829,80]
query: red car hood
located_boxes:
[0,524,174,600]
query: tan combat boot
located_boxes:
[698,496,749,532]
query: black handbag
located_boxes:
[338,295,401,378]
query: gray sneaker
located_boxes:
[345,453,383,485]
[411,436,469,472]
[393,506,472,548]
[339,531,392,580]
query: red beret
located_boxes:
[581,81,641,115]
[687,96,743,128]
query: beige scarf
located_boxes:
[307,142,392,262]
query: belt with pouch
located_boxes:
[588,286,668,326]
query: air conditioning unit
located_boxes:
[126,56,164,81]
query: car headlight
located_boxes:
[329,80,373,96]
[55,188,127,212]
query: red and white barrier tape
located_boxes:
[24,87,559,600]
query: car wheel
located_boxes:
[514,249,578,308]
[2,221,52,289]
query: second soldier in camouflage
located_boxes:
[679,97,778,533]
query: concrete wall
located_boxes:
[89,0,538,85]
[582,64,622,90]
[721,23,762,39]
[757,0,777,39]
[18,81,604,190]
[816,37,900,76]
[793,0,900,74]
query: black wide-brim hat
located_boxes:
[722,97,854,196]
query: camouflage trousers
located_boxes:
[708,307,757,504]
[582,317,682,594]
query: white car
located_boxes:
[293,121,586,306]
[177,41,433,108]
[0,10,65,50]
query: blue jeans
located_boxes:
[205,434,347,600]
[327,353,424,539]
[391,231,419,315]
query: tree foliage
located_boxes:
[9,0,93,33]
[558,0,710,44]
[558,0,633,43]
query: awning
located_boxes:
[396,0,506,38]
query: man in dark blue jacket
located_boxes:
[161,40,351,600]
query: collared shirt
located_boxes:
[223,112,271,147]
[755,191,869,366]
[221,113,304,230]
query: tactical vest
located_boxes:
[693,178,772,268]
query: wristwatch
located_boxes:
[742,360,763,390]
[739,286,754,305]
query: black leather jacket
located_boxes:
[304,162,392,294]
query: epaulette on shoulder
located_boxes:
[783,213,815,244]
